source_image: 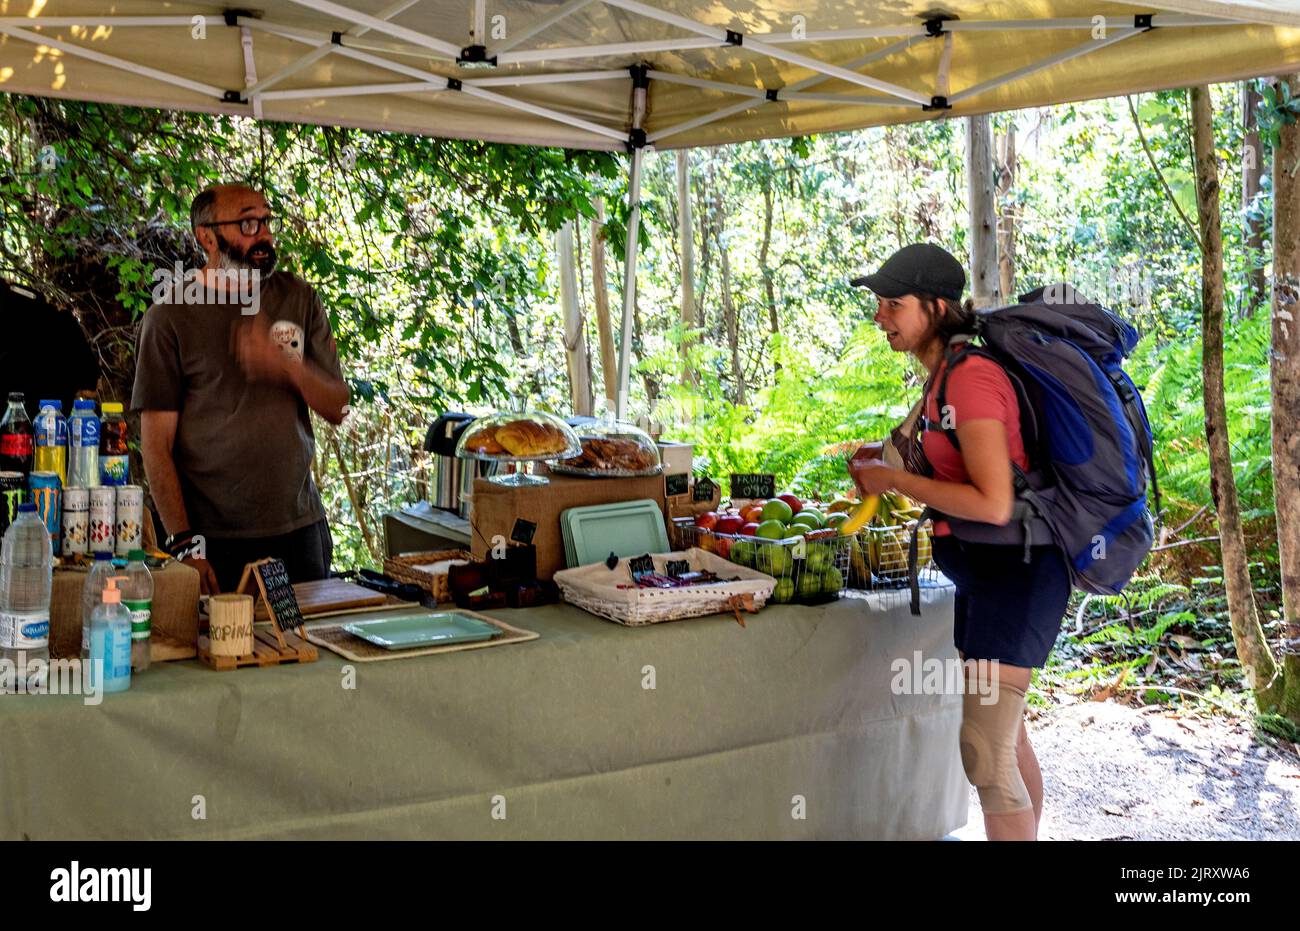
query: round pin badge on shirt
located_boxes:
[269,320,305,362]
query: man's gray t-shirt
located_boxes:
[130,271,343,539]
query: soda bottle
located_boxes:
[33,399,68,485]
[81,550,115,660]
[98,402,129,487]
[0,392,34,478]
[123,549,153,673]
[68,399,100,488]
[89,576,131,694]
[0,502,52,692]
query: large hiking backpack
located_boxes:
[909,283,1159,614]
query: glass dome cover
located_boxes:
[549,413,661,477]
[454,411,582,462]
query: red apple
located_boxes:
[778,493,803,514]
[694,511,719,531]
[740,522,760,537]
[716,515,745,535]
[740,505,764,524]
[716,538,732,559]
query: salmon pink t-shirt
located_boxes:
[921,348,1028,536]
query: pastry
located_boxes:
[496,419,567,456]
[462,426,506,455]
[562,437,659,473]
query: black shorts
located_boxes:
[931,534,1071,668]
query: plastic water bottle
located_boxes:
[89,576,131,694]
[81,550,115,660]
[33,399,68,486]
[68,399,100,489]
[0,503,53,692]
[123,550,153,673]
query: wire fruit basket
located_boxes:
[848,520,953,609]
[671,518,849,605]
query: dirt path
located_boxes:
[951,699,1300,840]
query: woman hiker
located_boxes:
[847,242,1071,841]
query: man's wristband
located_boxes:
[164,531,197,557]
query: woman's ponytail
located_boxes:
[920,293,978,343]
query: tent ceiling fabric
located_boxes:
[1,1,1298,151]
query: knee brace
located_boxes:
[959,680,1031,815]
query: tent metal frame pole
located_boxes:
[646,70,768,98]
[948,27,1144,105]
[934,31,954,102]
[472,0,486,44]
[278,0,463,58]
[246,0,421,95]
[240,25,263,118]
[0,24,226,99]
[459,83,629,141]
[271,27,629,142]
[489,0,595,56]
[468,70,628,88]
[0,16,216,27]
[259,80,448,100]
[647,34,924,144]
[269,24,450,82]
[616,69,649,421]
[499,37,719,65]
[601,0,929,105]
[237,15,456,61]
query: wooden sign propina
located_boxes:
[197,558,318,670]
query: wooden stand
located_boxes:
[197,626,317,670]
[196,558,318,670]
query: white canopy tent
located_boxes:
[3,0,1299,412]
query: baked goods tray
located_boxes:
[549,462,663,478]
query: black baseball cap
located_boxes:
[850,243,965,301]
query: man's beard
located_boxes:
[215,231,277,274]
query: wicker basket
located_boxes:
[383,549,473,603]
[553,547,776,626]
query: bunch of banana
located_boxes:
[875,490,923,525]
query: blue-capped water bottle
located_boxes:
[67,399,100,488]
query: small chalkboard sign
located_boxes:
[665,559,690,577]
[627,553,656,578]
[664,472,689,497]
[510,517,537,546]
[254,558,304,633]
[693,476,717,502]
[730,473,776,500]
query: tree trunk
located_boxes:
[590,197,617,412]
[715,192,746,406]
[1269,74,1300,720]
[1190,84,1283,711]
[966,115,1000,307]
[556,220,592,416]
[1242,81,1267,317]
[759,172,781,378]
[675,149,697,387]
[996,125,1017,303]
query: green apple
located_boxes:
[760,498,794,523]
[791,508,825,529]
[806,545,831,573]
[771,577,795,603]
[821,567,843,594]
[755,519,787,540]
[732,540,756,566]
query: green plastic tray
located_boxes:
[561,499,668,568]
[342,612,500,650]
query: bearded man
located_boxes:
[131,183,349,594]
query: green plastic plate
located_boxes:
[342,612,500,650]
[561,499,669,568]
